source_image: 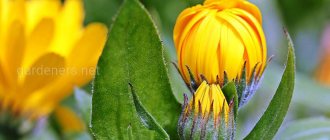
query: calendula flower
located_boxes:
[174,0,266,139]
[174,0,266,85]
[315,23,330,85]
[0,0,107,130]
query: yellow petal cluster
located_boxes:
[0,0,108,119]
[174,0,267,85]
[185,81,229,121]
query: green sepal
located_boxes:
[222,82,238,121]
[186,65,199,91]
[237,62,260,107]
[223,71,229,85]
[235,62,247,106]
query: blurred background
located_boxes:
[22,0,329,139]
[83,0,330,139]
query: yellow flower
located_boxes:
[0,0,107,124]
[175,0,266,138]
[174,0,266,85]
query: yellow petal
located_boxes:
[54,106,85,132]
[184,16,209,83]
[205,0,239,10]
[12,53,65,115]
[183,10,220,83]
[68,23,108,86]
[174,5,204,48]
[200,85,210,116]
[0,0,2,34]
[220,11,261,79]
[230,8,267,74]
[26,0,60,33]
[211,84,220,119]
[19,81,70,118]
[216,19,244,81]
[68,23,107,67]
[22,53,65,94]
[0,61,6,94]
[192,81,208,114]
[181,20,202,83]
[3,21,25,88]
[176,9,210,82]
[198,11,221,83]
[8,0,25,27]
[22,18,55,76]
[177,9,210,54]
[216,84,229,122]
[0,0,6,60]
[237,0,262,24]
[51,0,84,56]
[0,0,25,47]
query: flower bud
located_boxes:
[173,0,267,106]
[178,81,235,139]
[175,0,267,139]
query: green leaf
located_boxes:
[276,0,328,29]
[244,30,296,139]
[129,84,169,139]
[221,82,238,120]
[91,0,181,139]
[276,117,330,140]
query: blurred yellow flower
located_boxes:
[175,0,266,138]
[0,0,108,125]
[315,24,330,85]
[54,106,85,132]
[316,55,330,85]
[174,0,266,85]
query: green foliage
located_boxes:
[91,0,181,139]
[84,0,122,26]
[244,31,296,139]
[276,0,328,29]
